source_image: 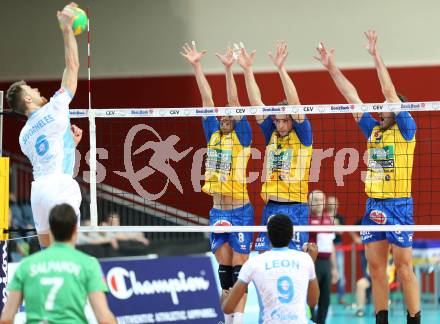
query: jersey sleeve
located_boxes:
[8,262,25,292]
[234,117,252,147]
[259,116,276,145]
[293,117,312,146]
[49,88,73,116]
[237,258,254,284]
[358,113,380,138]
[395,111,416,141]
[202,117,220,143]
[86,258,109,293]
[306,254,316,281]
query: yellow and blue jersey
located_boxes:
[359,112,416,199]
[202,116,252,200]
[259,116,313,203]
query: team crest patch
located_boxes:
[369,210,387,224]
[213,220,232,234]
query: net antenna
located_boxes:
[86,7,99,227]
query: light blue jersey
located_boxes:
[19,88,75,180]
[238,248,315,323]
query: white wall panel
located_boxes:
[1,0,439,81]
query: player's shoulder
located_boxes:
[18,126,27,143]
[285,249,314,264]
[16,249,46,270]
[245,252,266,267]
[47,88,73,109]
[52,87,73,100]
[70,248,99,264]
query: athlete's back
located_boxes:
[239,247,316,323]
[9,243,107,324]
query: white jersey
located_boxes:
[19,88,75,180]
[238,247,316,324]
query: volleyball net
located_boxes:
[2,98,440,236]
[60,100,440,234]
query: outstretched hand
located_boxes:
[303,242,318,262]
[71,124,83,146]
[364,29,378,56]
[180,41,207,66]
[268,41,289,69]
[57,2,77,31]
[237,43,256,70]
[313,42,335,70]
[215,47,235,68]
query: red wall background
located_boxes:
[2,66,440,241]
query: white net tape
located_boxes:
[79,225,440,233]
[70,101,440,119]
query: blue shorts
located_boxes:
[209,203,254,254]
[361,197,414,247]
[254,202,309,251]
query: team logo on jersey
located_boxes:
[369,210,387,224]
[35,135,49,156]
[212,220,232,234]
[371,130,383,144]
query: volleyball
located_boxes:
[71,7,87,35]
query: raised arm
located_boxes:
[180,42,214,107]
[303,243,320,307]
[237,44,266,124]
[58,3,80,96]
[365,29,400,103]
[216,47,240,107]
[269,41,305,122]
[315,42,363,122]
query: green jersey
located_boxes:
[9,243,108,324]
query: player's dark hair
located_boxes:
[6,81,28,115]
[397,93,407,102]
[267,214,293,248]
[49,204,78,242]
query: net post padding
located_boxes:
[0,90,3,155]
[0,157,9,311]
[0,157,9,240]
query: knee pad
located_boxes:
[232,265,242,285]
[218,265,233,290]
